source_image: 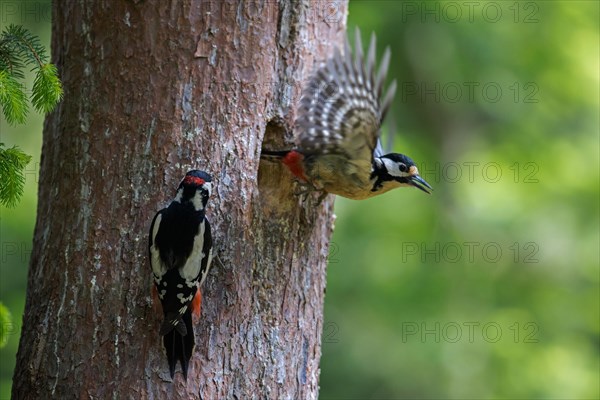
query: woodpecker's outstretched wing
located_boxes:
[296,27,397,168]
[261,30,429,199]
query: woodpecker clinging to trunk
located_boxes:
[262,28,432,200]
[149,170,214,380]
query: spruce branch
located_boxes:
[2,24,47,68]
[0,143,32,208]
[0,24,62,123]
[0,69,29,124]
[0,25,61,206]
[32,63,63,113]
[0,40,25,79]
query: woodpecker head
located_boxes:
[175,170,212,210]
[374,153,432,194]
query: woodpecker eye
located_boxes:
[399,163,407,173]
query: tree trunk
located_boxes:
[12,1,347,398]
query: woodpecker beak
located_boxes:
[409,175,432,194]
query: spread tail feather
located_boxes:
[163,311,194,380]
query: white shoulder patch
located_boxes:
[150,213,167,277]
[198,247,213,286]
[179,221,206,281]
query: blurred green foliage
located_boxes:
[0,1,598,399]
[321,1,599,399]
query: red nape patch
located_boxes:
[191,290,202,321]
[282,151,308,181]
[183,175,205,186]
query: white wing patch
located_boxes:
[150,213,167,277]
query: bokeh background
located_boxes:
[1,1,598,399]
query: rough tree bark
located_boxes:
[12,1,347,398]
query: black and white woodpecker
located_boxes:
[262,28,432,199]
[148,170,213,380]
